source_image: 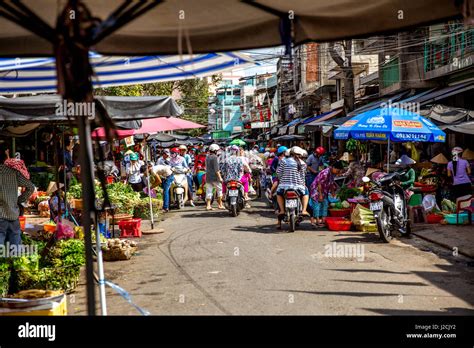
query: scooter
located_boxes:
[363,171,411,243]
[224,180,245,217]
[281,188,304,233]
[171,166,189,209]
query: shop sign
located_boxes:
[393,120,422,128]
[124,136,135,147]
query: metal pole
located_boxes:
[76,115,97,315]
[387,137,390,173]
[144,140,154,229]
[95,215,108,315]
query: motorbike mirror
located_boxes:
[362,176,371,183]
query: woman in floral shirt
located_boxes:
[309,161,344,227]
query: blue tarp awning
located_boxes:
[0,52,257,94]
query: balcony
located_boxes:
[424,27,474,79]
[380,57,400,89]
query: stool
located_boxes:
[409,205,425,223]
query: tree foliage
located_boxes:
[95,75,222,136]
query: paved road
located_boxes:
[71,199,474,315]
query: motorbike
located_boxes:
[224,180,245,217]
[171,166,189,209]
[281,188,304,233]
[363,171,411,243]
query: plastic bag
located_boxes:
[55,219,75,240]
[422,195,439,213]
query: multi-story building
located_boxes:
[208,74,244,139]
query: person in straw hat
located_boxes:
[447,147,472,200]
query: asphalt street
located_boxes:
[71,199,474,315]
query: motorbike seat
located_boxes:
[378,172,400,184]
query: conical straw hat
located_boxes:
[462,148,474,160]
[430,153,448,164]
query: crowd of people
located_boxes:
[0,137,472,248]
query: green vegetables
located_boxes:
[12,239,85,293]
[97,182,142,215]
[133,198,163,219]
[67,183,83,199]
[337,186,361,202]
[0,261,10,297]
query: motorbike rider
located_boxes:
[205,144,224,210]
[309,160,344,227]
[157,149,171,166]
[239,147,252,202]
[275,146,310,221]
[179,145,195,207]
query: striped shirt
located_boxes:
[276,157,307,191]
[0,165,35,221]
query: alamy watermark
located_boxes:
[0,242,38,258]
[380,99,421,116]
[312,242,365,262]
[55,100,95,118]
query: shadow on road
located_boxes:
[334,279,429,286]
[363,308,474,315]
[329,268,412,275]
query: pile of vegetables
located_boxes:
[330,201,350,209]
[337,186,361,203]
[67,184,83,199]
[441,199,456,213]
[4,238,86,294]
[133,198,163,219]
[0,261,10,297]
[88,182,140,215]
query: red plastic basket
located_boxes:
[328,208,351,217]
[426,213,443,224]
[118,218,142,238]
[325,217,353,231]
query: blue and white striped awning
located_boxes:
[0,52,256,95]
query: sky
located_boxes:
[230,46,283,77]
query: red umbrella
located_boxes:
[92,116,205,139]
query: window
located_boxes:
[224,109,232,124]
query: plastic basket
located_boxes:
[328,209,351,217]
[444,213,469,225]
[325,217,352,231]
[426,213,443,224]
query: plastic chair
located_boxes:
[408,193,425,223]
[456,195,473,225]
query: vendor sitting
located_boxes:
[396,155,416,190]
[48,183,68,222]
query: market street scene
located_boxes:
[0,1,473,319]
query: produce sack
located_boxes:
[422,195,440,213]
[351,204,375,226]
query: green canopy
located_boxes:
[230,139,246,146]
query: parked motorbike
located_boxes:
[363,171,411,243]
[171,166,189,209]
[224,180,245,217]
[281,188,304,232]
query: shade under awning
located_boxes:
[304,109,343,128]
[440,122,474,135]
